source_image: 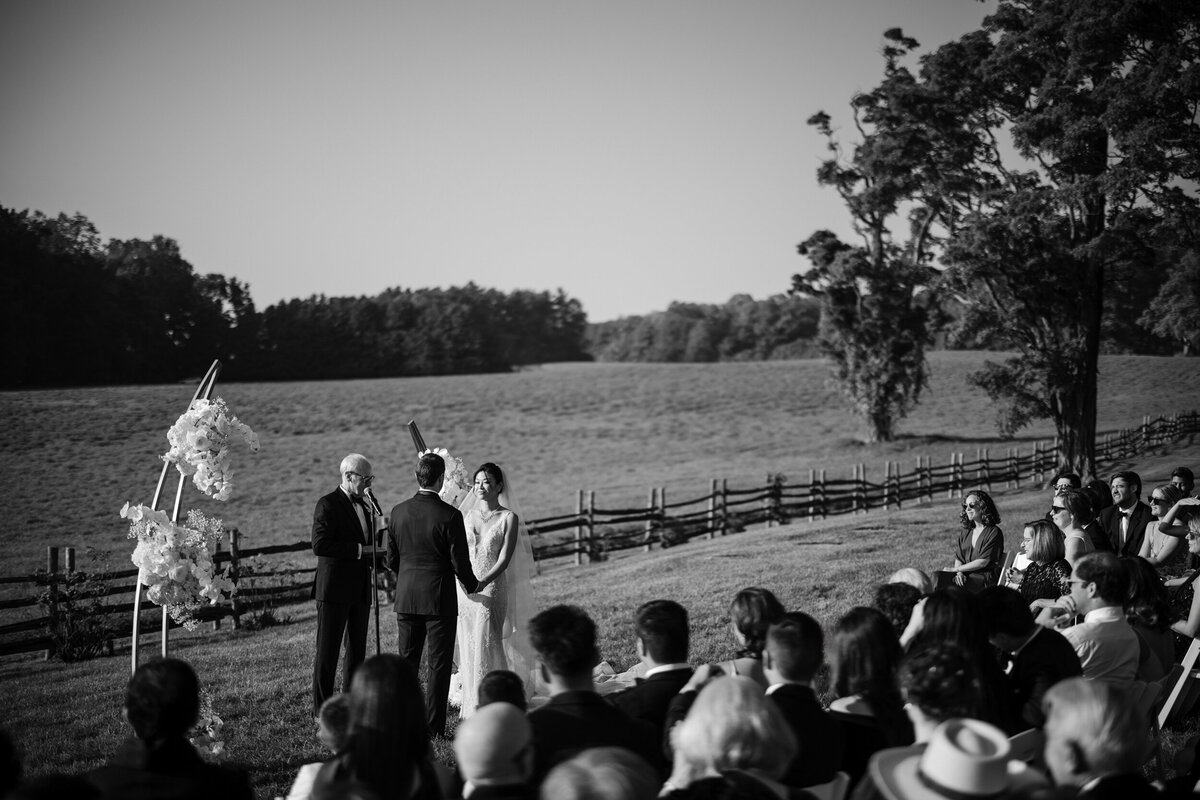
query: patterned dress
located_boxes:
[454,508,513,717]
[1018,559,1072,604]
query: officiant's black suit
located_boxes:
[386,489,478,737]
[311,487,373,716]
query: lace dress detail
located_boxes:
[454,509,513,718]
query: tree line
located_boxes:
[0,208,588,387]
[585,294,822,363]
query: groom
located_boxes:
[386,452,481,737]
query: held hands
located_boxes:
[680,663,724,694]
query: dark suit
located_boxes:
[769,684,846,788]
[311,486,373,715]
[386,489,478,736]
[527,690,661,783]
[608,665,693,770]
[86,737,253,800]
[1007,626,1083,731]
[1084,520,1114,553]
[1097,500,1152,556]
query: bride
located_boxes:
[453,462,537,717]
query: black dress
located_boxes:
[1019,559,1071,604]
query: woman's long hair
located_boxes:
[958,490,1000,530]
[342,654,430,798]
[729,587,784,658]
[1123,556,1173,632]
[831,606,910,745]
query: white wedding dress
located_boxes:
[452,482,537,718]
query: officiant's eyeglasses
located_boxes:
[348,471,375,484]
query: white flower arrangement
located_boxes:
[422,447,470,508]
[163,397,260,501]
[121,502,235,629]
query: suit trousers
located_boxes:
[396,613,456,737]
[313,600,369,716]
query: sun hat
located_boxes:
[869,718,1042,800]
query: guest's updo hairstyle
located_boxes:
[898,643,984,723]
[1059,488,1095,527]
[958,490,1000,529]
[1122,556,1172,632]
[729,587,785,658]
[474,462,504,493]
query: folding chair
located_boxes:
[1158,637,1200,729]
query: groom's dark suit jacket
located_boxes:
[311,487,371,604]
[386,490,478,615]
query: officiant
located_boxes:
[311,453,378,717]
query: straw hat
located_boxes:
[870,718,1043,800]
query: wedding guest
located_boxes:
[885,568,933,595]
[1122,556,1175,681]
[1083,480,1115,552]
[1042,678,1187,798]
[312,453,378,716]
[1016,519,1072,608]
[829,607,913,787]
[762,611,845,787]
[978,586,1081,731]
[478,670,528,712]
[1034,552,1139,686]
[454,702,534,800]
[1173,466,1196,498]
[1167,518,1200,651]
[872,582,923,639]
[540,748,658,800]
[608,600,692,756]
[85,657,253,800]
[285,694,351,800]
[1052,488,1096,567]
[1137,484,1187,573]
[526,605,658,783]
[898,644,984,743]
[313,654,442,800]
[661,677,814,800]
[715,587,785,688]
[1052,471,1082,496]
[1097,471,1152,556]
[947,490,1004,591]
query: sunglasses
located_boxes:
[1049,506,1067,515]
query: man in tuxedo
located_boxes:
[1097,470,1152,556]
[311,453,378,716]
[762,611,845,787]
[979,586,1082,731]
[608,600,693,763]
[526,605,659,782]
[386,452,479,738]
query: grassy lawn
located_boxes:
[5,435,1200,797]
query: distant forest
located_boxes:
[0,208,588,387]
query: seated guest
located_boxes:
[1097,471,1152,557]
[526,605,658,783]
[608,599,693,754]
[1053,488,1096,567]
[886,568,933,595]
[1052,472,1082,497]
[945,490,1004,591]
[85,657,253,800]
[978,586,1081,731]
[872,582,923,640]
[898,644,984,742]
[762,612,845,787]
[662,677,815,800]
[454,702,533,800]
[1034,551,1139,686]
[313,654,442,800]
[1173,467,1196,499]
[715,587,784,688]
[829,607,913,787]
[1043,678,1191,798]
[478,671,528,712]
[1122,556,1175,681]
[1167,517,1200,651]
[1083,481,1115,553]
[1139,484,1188,571]
[539,748,658,800]
[286,693,351,800]
[1014,519,1071,607]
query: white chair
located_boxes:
[802,770,850,800]
[1159,637,1200,729]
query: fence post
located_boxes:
[211,539,223,632]
[720,479,729,535]
[858,464,867,514]
[658,487,667,542]
[575,491,585,566]
[587,491,596,559]
[644,488,657,552]
[228,528,242,630]
[708,479,717,540]
[763,474,772,529]
[44,546,60,661]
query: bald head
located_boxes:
[453,702,531,786]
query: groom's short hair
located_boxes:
[635,600,688,664]
[529,605,598,678]
[125,657,200,741]
[415,453,445,489]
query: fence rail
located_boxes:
[5,411,1196,658]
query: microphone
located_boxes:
[364,488,384,517]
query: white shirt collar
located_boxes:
[644,663,691,679]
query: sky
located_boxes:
[1,0,996,322]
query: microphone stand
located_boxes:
[365,489,384,655]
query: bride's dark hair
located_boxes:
[475,462,504,492]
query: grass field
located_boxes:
[2,351,1198,579]
[1,353,1198,796]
